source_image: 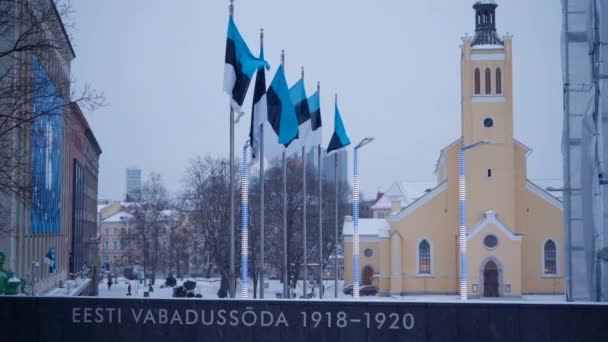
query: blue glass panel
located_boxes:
[31,55,63,233]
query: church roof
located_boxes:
[343,217,390,238]
[387,181,448,222]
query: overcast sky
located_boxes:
[70,0,563,201]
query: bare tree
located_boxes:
[183,156,240,298]
[0,0,104,237]
[128,173,169,285]
[260,156,350,297]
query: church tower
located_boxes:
[460,0,518,230]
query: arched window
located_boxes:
[485,68,492,94]
[496,68,502,94]
[418,239,431,274]
[474,68,481,95]
[544,240,557,274]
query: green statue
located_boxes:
[0,252,26,295]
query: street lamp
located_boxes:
[353,137,374,299]
[459,139,496,300]
[241,139,250,299]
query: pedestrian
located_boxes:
[107,273,113,291]
[127,283,132,296]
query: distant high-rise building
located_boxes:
[323,149,348,187]
[125,168,142,202]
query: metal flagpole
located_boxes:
[281,50,288,299]
[228,0,236,299]
[334,93,339,298]
[302,67,308,299]
[241,141,250,298]
[317,82,323,299]
[258,28,265,299]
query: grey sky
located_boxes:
[70,0,563,201]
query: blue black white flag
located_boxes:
[223,17,269,113]
[288,78,311,150]
[326,104,351,154]
[307,90,322,148]
[267,65,299,150]
[249,46,267,163]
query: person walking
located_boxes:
[107,273,113,291]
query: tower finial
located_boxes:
[229,0,234,17]
[335,93,338,106]
[301,67,304,80]
[281,50,285,67]
[317,81,320,93]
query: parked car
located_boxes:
[360,285,378,296]
[343,284,377,296]
[343,284,353,295]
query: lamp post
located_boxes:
[459,139,494,300]
[353,137,374,299]
[241,140,250,299]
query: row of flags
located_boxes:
[223,16,350,163]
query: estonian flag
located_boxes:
[249,46,267,163]
[326,104,351,154]
[307,90,322,148]
[267,65,299,149]
[223,17,269,113]
[288,79,311,151]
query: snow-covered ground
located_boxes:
[97,277,567,303]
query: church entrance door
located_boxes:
[362,266,374,285]
[483,260,499,297]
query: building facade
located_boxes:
[67,103,102,275]
[0,0,78,294]
[344,1,564,297]
[125,168,142,202]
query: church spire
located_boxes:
[472,0,503,47]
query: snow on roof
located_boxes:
[343,217,390,237]
[400,181,437,202]
[476,0,497,4]
[472,44,504,50]
[97,203,110,213]
[102,210,133,223]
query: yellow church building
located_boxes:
[344,0,564,298]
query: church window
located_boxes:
[544,240,557,274]
[496,68,502,94]
[484,234,498,249]
[485,68,492,94]
[487,169,493,177]
[484,117,494,127]
[474,68,481,94]
[418,239,431,274]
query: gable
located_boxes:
[387,181,447,222]
[467,210,523,241]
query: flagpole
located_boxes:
[258,28,265,299]
[241,140,250,299]
[301,67,308,299]
[334,93,339,299]
[228,0,236,299]
[317,81,323,299]
[281,50,289,299]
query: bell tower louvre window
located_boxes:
[474,68,481,94]
[485,68,492,94]
[496,67,502,94]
